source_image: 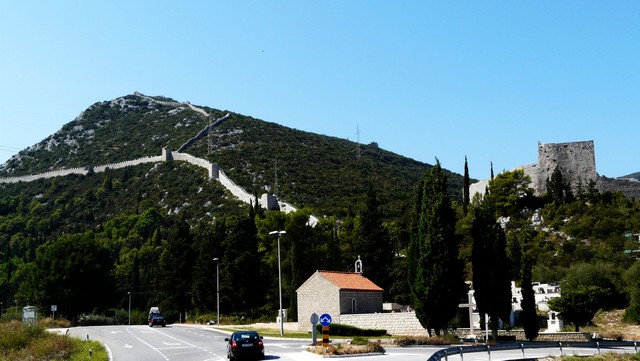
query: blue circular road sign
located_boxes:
[319,313,332,326]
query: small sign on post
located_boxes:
[320,313,332,347]
[310,313,319,345]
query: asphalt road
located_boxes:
[63,324,443,361]
[61,324,640,361]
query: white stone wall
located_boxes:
[338,312,429,337]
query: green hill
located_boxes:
[0,93,465,219]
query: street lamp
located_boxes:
[213,258,220,325]
[269,230,286,336]
[128,292,131,325]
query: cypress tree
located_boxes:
[357,180,394,297]
[463,156,470,214]
[409,161,465,336]
[471,200,512,341]
[520,253,539,340]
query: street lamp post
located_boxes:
[128,292,131,325]
[269,230,286,336]
[213,258,220,325]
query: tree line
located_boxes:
[1,161,640,338]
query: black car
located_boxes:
[148,313,166,327]
[224,330,264,360]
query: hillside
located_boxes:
[0,93,465,218]
[2,93,640,332]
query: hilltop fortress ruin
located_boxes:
[470,140,640,199]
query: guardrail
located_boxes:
[427,341,640,361]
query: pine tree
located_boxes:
[409,161,465,336]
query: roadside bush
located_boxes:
[309,340,385,355]
[0,320,108,360]
[350,336,370,345]
[395,335,458,346]
[0,321,44,351]
[315,323,387,336]
[39,317,71,328]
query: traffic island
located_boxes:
[306,339,385,357]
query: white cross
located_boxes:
[458,290,476,337]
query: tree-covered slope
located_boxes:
[623,172,640,181]
[0,93,466,217]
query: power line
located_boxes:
[0,145,21,153]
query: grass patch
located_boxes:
[0,320,108,361]
[552,354,640,360]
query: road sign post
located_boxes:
[319,313,332,347]
[310,313,319,345]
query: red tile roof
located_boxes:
[319,271,383,291]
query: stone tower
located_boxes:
[534,140,597,194]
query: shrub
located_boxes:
[395,335,457,346]
[309,340,386,356]
[39,317,71,329]
[350,336,370,345]
[315,323,387,337]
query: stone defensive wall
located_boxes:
[177,113,230,153]
[0,156,165,184]
[535,140,597,194]
[599,176,640,199]
[169,151,219,179]
[469,140,639,199]
[92,155,164,173]
[0,167,89,184]
[0,148,317,224]
[218,168,257,206]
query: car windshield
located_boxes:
[234,332,258,341]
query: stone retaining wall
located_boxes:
[338,312,429,336]
[337,312,591,342]
[456,330,591,342]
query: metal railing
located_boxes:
[427,341,640,361]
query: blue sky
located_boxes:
[1,1,638,180]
